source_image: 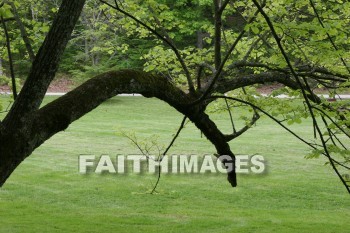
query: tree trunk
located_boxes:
[2,0,86,129]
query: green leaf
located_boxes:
[251,25,259,34]
[42,25,50,33]
[0,6,13,18]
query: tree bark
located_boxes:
[3,0,86,129]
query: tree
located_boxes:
[0,0,349,193]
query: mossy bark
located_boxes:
[0,69,236,187]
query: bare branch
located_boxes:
[1,16,17,99]
[224,112,260,141]
[225,97,236,134]
[151,116,187,194]
[213,0,223,70]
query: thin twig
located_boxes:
[213,0,223,70]
[1,16,17,100]
[150,116,187,194]
[312,105,350,139]
[224,111,259,141]
[321,116,347,150]
[196,65,203,90]
[225,97,236,133]
[210,95,320,149]
[331,158,350,170]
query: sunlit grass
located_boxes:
[0,95,349,233]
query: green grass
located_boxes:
[0,96,349,233]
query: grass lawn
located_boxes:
[0,95,349,233]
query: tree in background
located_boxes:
[0,0,349,193]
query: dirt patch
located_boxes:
[47,78,74,93]
[0,85,10,92]
[1,78,74,93]
[256,83,284,94]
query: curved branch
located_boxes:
[227,61,349,81]
[151,116,187,194]
[36,70,188,127]
[215,72,298,93]
[34,70,236,186]
[0,70,237,187]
